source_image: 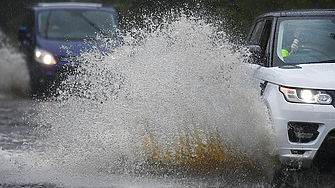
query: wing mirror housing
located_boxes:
[244,45,266,66]
[18,27,29,42]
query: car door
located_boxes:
[246,17,275,96]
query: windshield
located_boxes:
[38,9,117,40]
[276,18,335,64]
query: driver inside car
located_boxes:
[282,27,303,57]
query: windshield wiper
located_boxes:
[307,59,335,64]
[44,10,52,39]
[279,64,302,69]
[79,14,107,37]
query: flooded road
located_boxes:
[0,95,37,151]
[0,13,335,188]
[0,95,271,187]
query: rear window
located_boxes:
[38,9,117,40]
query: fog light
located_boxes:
[291,150,307,155]
[288,122,320,143]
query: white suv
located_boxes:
[246,9,335,171]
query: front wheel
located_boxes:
[272,164,335,187]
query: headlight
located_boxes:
[34,47,56,65]
[280,86,332,104]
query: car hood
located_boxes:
[37,37,119,65]
[253,63,335,90]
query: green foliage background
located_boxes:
[0,0,334,45]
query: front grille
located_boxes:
[53,65,78,82]
[287,122,320,143]
[59,56,84,63]
[291,150,307,155]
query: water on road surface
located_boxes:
[0,13,334,188]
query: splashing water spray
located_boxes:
[0,31,30,95]
[30,12,278,186]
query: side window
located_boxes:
[260,20,272,54]
[247,19,273,66]
[248,21,265,45]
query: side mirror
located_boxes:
[18,27,28,42]
[246,45,261,54]
[244,45,265,65]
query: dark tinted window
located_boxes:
[248,21,265,45]
[260,20,272,51]
[247,19,273,66]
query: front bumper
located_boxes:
[28,60,77,92]
[264,83,335,168]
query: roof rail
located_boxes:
[37,2,102,8]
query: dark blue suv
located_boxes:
[18,2,119,95]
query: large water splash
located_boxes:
[0,13,278,187]
[36,13,277,175]
[0,31,30,96]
